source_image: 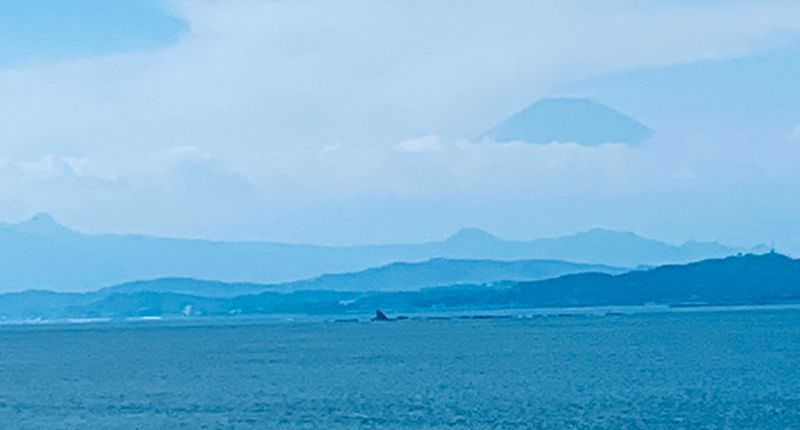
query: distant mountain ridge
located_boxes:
[504,252,800,308]
[0,214,761,292]
[98,257,624,297]
[350,253,800,313]
[271,257,625,292]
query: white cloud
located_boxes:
[165,145,212,160]
[13,154,99,182]
[319,143,342,156]
[398,135,442,153]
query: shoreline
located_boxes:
[2,301,800,329]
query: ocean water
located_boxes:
[0,309,799,429]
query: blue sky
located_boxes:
[0,0,185,65]
[1,0,800,253]
[559,43,800,139]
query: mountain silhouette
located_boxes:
[480,98,652,145]
[11,212,77,238]
[0,214,759,292]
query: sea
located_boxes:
[0,307,798,429]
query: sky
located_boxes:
[1,0,799,252]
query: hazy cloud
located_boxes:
[1,0,800,248]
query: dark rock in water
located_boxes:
[371,310,407,321]
[373,309,390,321]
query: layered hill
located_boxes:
[362,252,800,311]
[0,253,796,320]
[0,213,760,292]
[0,257,623,319]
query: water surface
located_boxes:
[0,309,798,429]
